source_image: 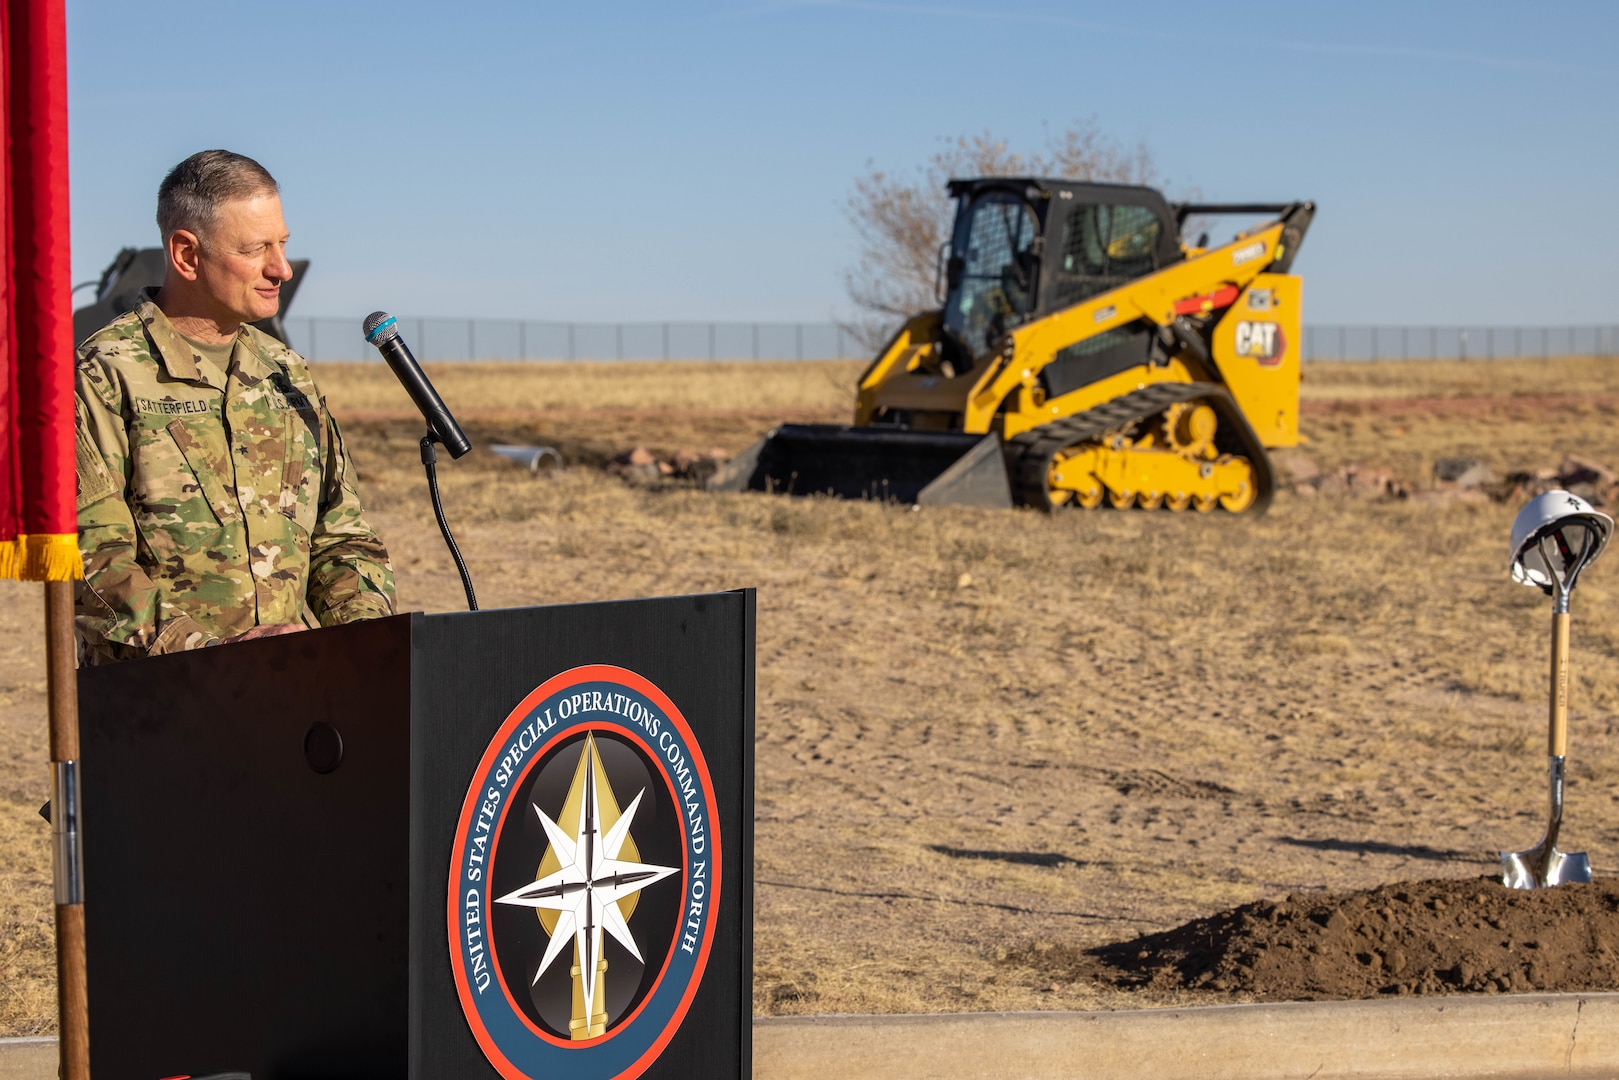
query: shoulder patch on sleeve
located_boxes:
[74,420,117,509]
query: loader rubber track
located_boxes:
[1005,381,1276,514]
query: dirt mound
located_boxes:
[1010,877,1619,1001]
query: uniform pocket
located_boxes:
[279,408,323,531]
[128,416,236,556]
[165,418,238,525]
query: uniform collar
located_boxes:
[135,288,276,390]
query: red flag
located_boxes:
[0,0,80,582]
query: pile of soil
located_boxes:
[1010,877,1619,1001]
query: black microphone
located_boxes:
[363,311,472,458]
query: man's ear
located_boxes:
[166,229,203,281]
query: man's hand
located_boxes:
[221,623,307,644]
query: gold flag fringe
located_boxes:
[0,534,83,582]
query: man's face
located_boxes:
[193,193,292,324]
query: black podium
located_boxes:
[77,592,754,1080]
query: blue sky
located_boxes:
[67,1,1619,327]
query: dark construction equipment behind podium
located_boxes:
[77,593,754,1080]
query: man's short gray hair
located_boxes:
[156,150,279,241]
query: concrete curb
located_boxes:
[754,995,1619,1080]
[7,995,1618,1078]
[0,1040,55,1080]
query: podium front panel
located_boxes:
[410,591,754,1079]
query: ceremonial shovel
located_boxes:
[1502,490,1612,889]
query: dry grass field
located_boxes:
[4,355,1619,1032]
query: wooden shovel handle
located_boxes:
[1550,610,1570,758]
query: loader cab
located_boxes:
[941,178,1181,359]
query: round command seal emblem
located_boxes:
[449,665,722,1079]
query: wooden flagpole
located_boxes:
[45,579,88,1078]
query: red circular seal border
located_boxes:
[446,664,723,1080]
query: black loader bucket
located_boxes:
[707,424,1012,508]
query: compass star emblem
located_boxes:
[494,734,679,1038]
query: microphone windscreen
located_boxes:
[363,311,399,344]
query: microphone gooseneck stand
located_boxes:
[420,434,478,611]
[363,310,479,613]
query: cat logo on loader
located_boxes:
[711,178,1315,515]
[1235,321,1286,366]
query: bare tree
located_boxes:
[842,118,1161,350]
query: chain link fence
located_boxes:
[283,316,1619,364]
[1304,325,1619,362]
[283,318,859,362]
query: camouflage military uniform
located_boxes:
[73,292,395,664]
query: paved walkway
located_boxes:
[6,994,1618,1078]
[0,1040,53,1080]
[758,994,1619,1079]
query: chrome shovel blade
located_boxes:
[1502,754,1591,889]
[1501,846,1592,889]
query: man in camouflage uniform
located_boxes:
[74,150,395,664]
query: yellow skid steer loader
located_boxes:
[711,178,1313,513]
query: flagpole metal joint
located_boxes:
[51,758,83,905]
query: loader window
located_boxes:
[1048,203,1162,309]
[943,193,1040,358]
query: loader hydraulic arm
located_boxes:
[1175,202,1315,274]
[963,218,1298,433]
